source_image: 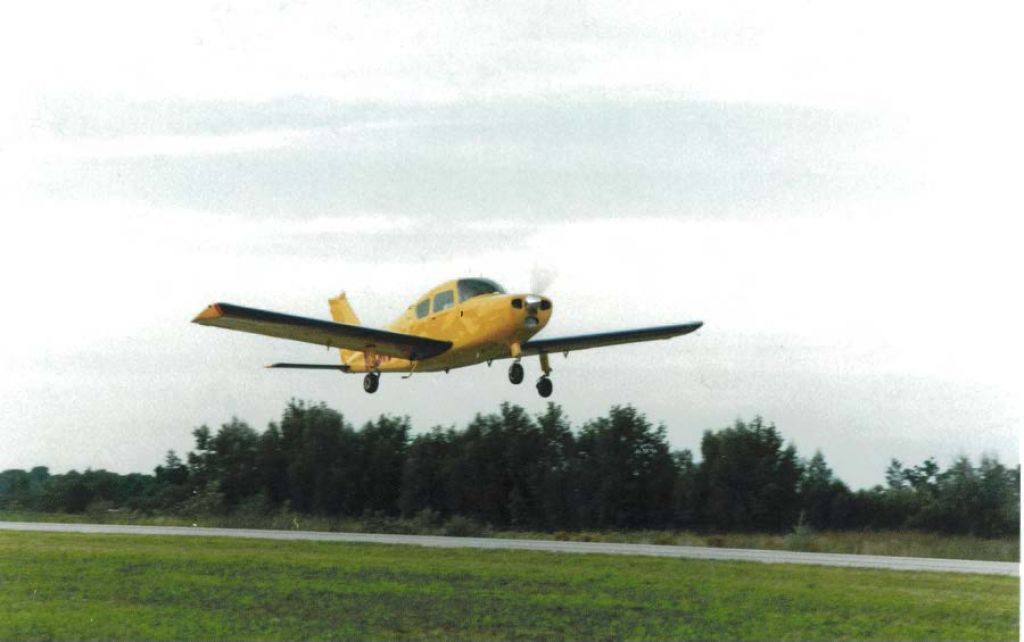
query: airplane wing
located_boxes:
[192,303,451,361]
[265,363,351,371]
[522,321,703,356]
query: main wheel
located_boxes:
[508,361,524,385]
[536,375,553,398]
[363,373,380,394]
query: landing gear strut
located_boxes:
[363,372,380,394]
[536,376,553,398]
[508,361,524,385]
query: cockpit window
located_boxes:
[457,278,505,303]
[415,299,430,319]
[433,290,455,313]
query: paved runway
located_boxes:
[1,520,1017,576]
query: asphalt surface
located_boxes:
[1,521,1017,576]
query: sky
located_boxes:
[0,0,1020,489]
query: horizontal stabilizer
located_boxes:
[523,321,703,355]
[192,302,451,361]
[267,363,351,371]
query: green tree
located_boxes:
[0,467,50,510]
[187,418,261,508]
[399,427,454,518]
[255,424,288,507]
[533,403,577,529]
[671,449,699,528]
[695,417,802,532]
[356,415,411,515]
[797,451,851,529]
[278,400,360,515]
[576,406,676,528]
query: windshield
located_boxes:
[457,278,505,303]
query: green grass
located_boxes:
[1,509,1018,562]
[537,528,1021,561]
[0,531,1017,640]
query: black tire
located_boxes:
[363,373,379,394]
[536,376,553,398]
[508,361,524,385]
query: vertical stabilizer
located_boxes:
[328,292,361,326]
[329,293,362,368]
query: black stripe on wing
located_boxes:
[266,363,352,371]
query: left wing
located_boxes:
[192,302,451,361]
[522,321,702,356]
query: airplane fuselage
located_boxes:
[343,279,552,373]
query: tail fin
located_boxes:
[328,292,361,326]
[329,293,362,367]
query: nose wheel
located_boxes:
[363,372,380,394]
[508,361,524,385]
[536,375,553,398]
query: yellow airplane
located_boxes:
[192,277,702,397]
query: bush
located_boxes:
[784,514,816,552]
[652,532,677,546]
[443,516,488,537]
[85,499,116,519]
[173,485,225,518]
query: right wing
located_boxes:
[192,302,451,361]
[522,321,703,356]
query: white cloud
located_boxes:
[19,130,313,159]
[5,0,1019,111]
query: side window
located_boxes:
[415,299,430,319]
[433,290,455,313]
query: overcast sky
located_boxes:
[1,0,1019,489]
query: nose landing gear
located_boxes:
[363,372,380,394]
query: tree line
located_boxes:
[1,401,1018,537]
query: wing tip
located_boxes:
[675,320,703,337]
[192,303,224,324]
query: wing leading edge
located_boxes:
[192,303,451,361]
[522,321,703,356]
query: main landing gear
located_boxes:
[536,375,553,398]
[508,361,524,385]
[363,372,380,394]
[537,351,553,398]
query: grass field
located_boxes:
[0,531,1017,640]
[1,509,1018,562]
